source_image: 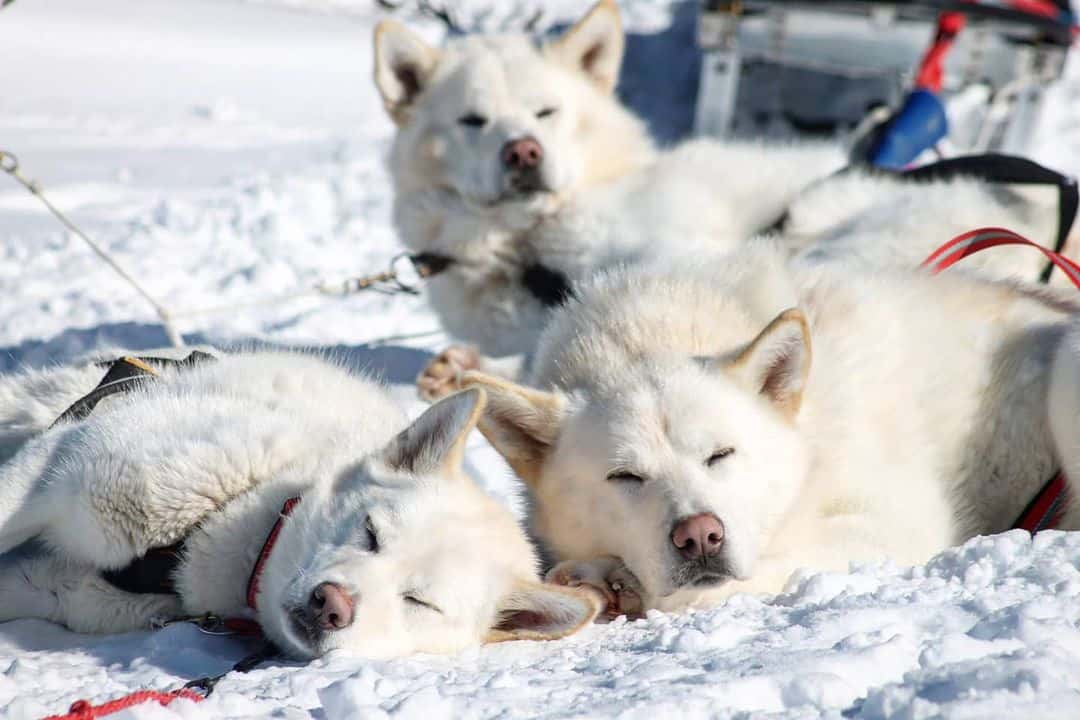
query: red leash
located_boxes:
[922,226,1074,531]
[42,690,204,720]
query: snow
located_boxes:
[2,0,1080,717]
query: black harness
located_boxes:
[765,153,1079,283]
[409,252,574,309]
[51,351,216,595]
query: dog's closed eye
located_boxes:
[607,470,645,484]
[403,594,443,614]
[706,448,735,467]
[458,112,487,128]
[536,107,558,119]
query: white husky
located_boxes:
[461,245,1079,613]
[0,352,598,658]
[375,0,1060,364]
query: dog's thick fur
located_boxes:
[377,0,1059,362]
[463,245,1080,612]
[0,352,598,658]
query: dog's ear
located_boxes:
[548,0,624,94]
[381,388,485,476]
[725,308,811,418]
[485,581,600,643]
[459,371,565,488]
[373,20,440,124]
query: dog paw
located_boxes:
[546,557,645,622]
[417,345,481,402]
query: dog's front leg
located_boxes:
[0,551,182,633]
[546,556,646,621]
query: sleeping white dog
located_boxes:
[0,351,598,659]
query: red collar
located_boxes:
[246,497,302,611]
[1013,472,1066,533]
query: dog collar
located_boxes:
[1013,471,1066,533]
[246,496,302,611]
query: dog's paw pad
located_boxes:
[417,346,481,402]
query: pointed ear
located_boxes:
[547,0,624,93]
[382,388,485,476]
[459,371,565,488]
[485,581,600,643]
[373,20,440,124]
[726,308,811,418]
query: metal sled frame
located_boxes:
[695,1,1073,157]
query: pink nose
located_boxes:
[502,137,544,171]
[309,582,354,631]
[671,513,725,560]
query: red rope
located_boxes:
[42,688,204,720]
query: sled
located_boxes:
[694,1,1075,167]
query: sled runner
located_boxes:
[695,1,1075,164]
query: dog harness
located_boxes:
[51,353,310,608]
[924,225,1080,532]
[409,251,575,308]
[51,353,215,596]
[765,153,1079,284]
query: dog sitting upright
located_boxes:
[461,245,1080,614]
[374,0,841,359]
[0,352,598,658]
[376,0,1062,370]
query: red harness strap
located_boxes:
[921,226,1080,288]
[246,496,302,611]
[922,226,1075,531]
[1014,472,1068,532]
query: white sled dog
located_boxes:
[0,352,598,658]
[375,0,1060,367]
[460,245,1080,614]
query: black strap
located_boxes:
[768,154,1078,283]
[522,263,574,307]
[102,542,185,595]
[409,252,574,309]
[898,154,1078,281]
[51,351,216,428]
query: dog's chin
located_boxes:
[669,557,736,592]
[463,186,557,213]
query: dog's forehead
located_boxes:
[583,361,746,451]
[434,37,560,102]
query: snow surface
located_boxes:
[2,0,1080,717]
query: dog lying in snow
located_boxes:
[0,352,598,658]
[375,0,1062,368]
[459,244,1080,614]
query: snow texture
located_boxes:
[2,0,1080,717]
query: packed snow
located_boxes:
[2,0,1080,717]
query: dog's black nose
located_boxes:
[671,513,725,560]
[307,582,355,631]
